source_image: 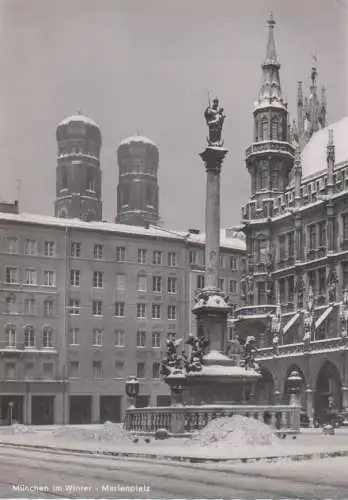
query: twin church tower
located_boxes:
[54,113,160,227]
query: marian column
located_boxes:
[192,97,231,353]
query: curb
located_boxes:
[1,441,348,464]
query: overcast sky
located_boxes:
[0,0,347,230]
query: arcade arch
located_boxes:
[315,361,342,419]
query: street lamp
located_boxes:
[287,370,302,406]
[166,369,186,406]
[125,376,139,409]
[8,401,14,426]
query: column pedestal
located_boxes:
[305,387,315,425]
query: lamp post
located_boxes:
[287,370,302,406]
[125,376,139,409]
[8,401,14,426]
[166,369,186,407]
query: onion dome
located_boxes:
[119,134,157,148]
[56,111,101,144]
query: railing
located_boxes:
[245,142,295,160]
[235,305,276,318]
[124,404,301,435]
[256,337,345,359]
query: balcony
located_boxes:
[246,141,295,161]
[306,248,327,262]
[256,337,345,359]
[235,305,276,319]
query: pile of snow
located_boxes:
[52,422,132,442]
[187,415,279,448]
[4,424,35,434]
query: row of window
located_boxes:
[5,295,54,316]
[196,275,238,294]
[70,270,178,293]
[69,360,160,379]
[3,361,55,380]
[5,268,56,286]
[3,325,167,349]
[69,300,177,319]
[4,238,240,270]
[4,325,54,348]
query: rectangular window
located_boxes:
[6,267,18,284]
[167,277,177,294]
[42,362,53,378]
[69,328,79,345]
[137,303,146,319]
[116,274,126,291]
[137,275,147,292]
[93,361,103,378]
[288,276,294,302]
[114,302,125,317]
[44,241,55,257]
[71,242,81,257]
[308,224,317,251]
[152,304,161,319]
[25,269,37,285]
[168,304,176,320]
[189,250,197,265]
[258,282,267,305]
[92,300,102,316]
[69,361,79,378]
[197,275,205,289]
[308,270,316,293]
[137,330,146,347]
[137,362,145,379]
[218,278,225,291]
[43,328,53,348]
[92,329,103,346]
[5,294,17,314]
[115,361,124,378]
[24,298,36,315]
[93,244,103,259]
[152,362,160,379]
[69,299,80,315]
[343,262,348,289]
[152,276,162,292]
[219,255,225,268]
[152,331,161,348]
[318,268,326,295]
[93,271,103,288]
[7,237,18,254]
[70,270,80,287]
[168,252,177,267]
[153,250,162,265]
[5,362,16,379]
[6,326,16,347]
[24,327,35,347]
[25,362,34,378]
[24,239,37,256]
[279,235,286,260]
[115,329,125,347]
[230,256,237,270]
[229,280,237,294]
[343,214,348,240]
[116,246,126,262]
[279,279,286,303]
[43,270,55,287]
[288,232,295,258]
[319,221,327,248]
[138,248,146,264]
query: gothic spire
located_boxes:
[263,13,280,68]
[256,14,285,110]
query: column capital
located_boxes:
[200,146,228,173]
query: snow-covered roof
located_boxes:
[0,212,245,251]
[58,114,99,128]
[173,229,246,252]
[187,364,260,378]
[119,135,157,147]
[301,116,348,179]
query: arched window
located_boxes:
[261,117,268,140]
[86,169,95,191]
[24,325,35,348]
[43,326,54,348]
[271,117,279,140]
[5,294,16,314]
[5,324,16,348]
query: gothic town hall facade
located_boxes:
[235,16,348,421]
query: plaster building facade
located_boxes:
[0,212,244,424]
[236,16,348,422]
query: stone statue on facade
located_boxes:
[295,274,305,309]
[303,286,315,348]
[339,291,348,339]
[204,96,226,147]
[240,335,258,370]
[271,300,282,355]
[246,274,254,298]
[327,267,338,303]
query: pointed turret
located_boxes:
[294,144,302,208]
[327,129,335,195]
[256,14,286,110]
